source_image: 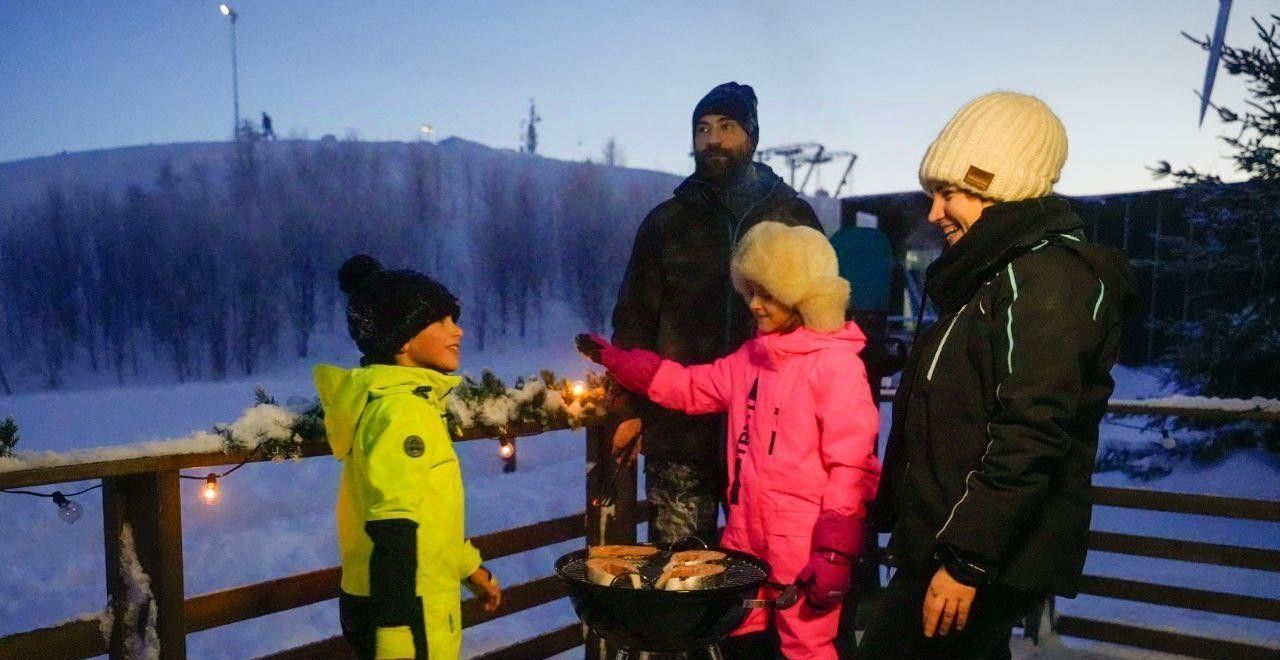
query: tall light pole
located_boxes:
[220,4,240,138]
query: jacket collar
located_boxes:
[748,321,867,369]
[925,196,1083,314]
[313,363,460,459]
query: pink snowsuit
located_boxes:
[645,321,881,660]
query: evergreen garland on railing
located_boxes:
[0,417,17,458]
[444,369,609,438]
[217,370,608,460]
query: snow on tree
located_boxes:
[1151,14,1280,402]
[0,136,680,391]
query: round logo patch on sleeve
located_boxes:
[403,435,426,458]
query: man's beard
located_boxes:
[695,145,754,185]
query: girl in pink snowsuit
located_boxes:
[582,221,881,660]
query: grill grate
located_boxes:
[561,554,767,591]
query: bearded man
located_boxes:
[610,82,824,546]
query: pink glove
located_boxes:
[795,511,866,610]
[795,553,852,611]
[576,334,662,395]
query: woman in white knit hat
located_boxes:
[860,92,1136,659]
[579,220,882,660]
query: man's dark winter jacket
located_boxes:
[611,162,822,463]
[876,196,1136,596]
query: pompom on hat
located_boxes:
[919,92,1068,202]
[339,255,460,364]
[731,222,850,333]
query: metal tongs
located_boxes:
[593,430,642,508]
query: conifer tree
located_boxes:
[0,417,17,457]
[1152,14,1280,400]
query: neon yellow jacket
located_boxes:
[314,364,482,660]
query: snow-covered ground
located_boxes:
[1,331,1276,658]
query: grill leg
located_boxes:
[704,644,725,660]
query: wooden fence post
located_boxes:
[102,470,186,659]
[585,420,635,660]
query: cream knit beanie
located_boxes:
[731,222,850,333]
[918,92,1067,202]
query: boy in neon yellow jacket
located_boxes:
[315,255,500,660]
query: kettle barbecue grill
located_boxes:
[554,542,799,658]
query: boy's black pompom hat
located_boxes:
[339,255,460,364]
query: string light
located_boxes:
[51,491,83,524]
[0,484,101,525]
[178,442,262,505]
[201,475,220,505]
[4,443,256,519]
[498,436,517,473]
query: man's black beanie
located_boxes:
[338,255,460,364]
[692,82,759,142]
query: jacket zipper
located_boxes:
[925,303,968,382]
[729,377,760,505]
[767,407,779,455]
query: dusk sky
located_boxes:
[1,1,1270,196]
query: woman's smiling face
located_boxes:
[928,185,994,246]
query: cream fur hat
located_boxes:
[731,222,850,333]
[919,92,1068,202]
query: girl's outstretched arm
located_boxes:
[578,333,736,414]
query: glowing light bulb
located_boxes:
[570,382,586,398]
[220,4,231,16]
[202,475,220,505]
[498,437,517,472]
[51,491,82,524]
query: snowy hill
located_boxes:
[0,138,679,216]
[0,136,842,396]
[0,142,230,214]
[0,137,682,394]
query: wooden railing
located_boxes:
[0,397,1276,659]
[1053,486,1280,659]
[0,420,640,660]
[1045,402,1280,659]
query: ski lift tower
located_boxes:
[757,143,858,198]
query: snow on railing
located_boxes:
[0,404,296,474]
[0,370,609,476]
[1108,395,1280,422]
[115,523,159,660]
[1110,395,1280,413]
